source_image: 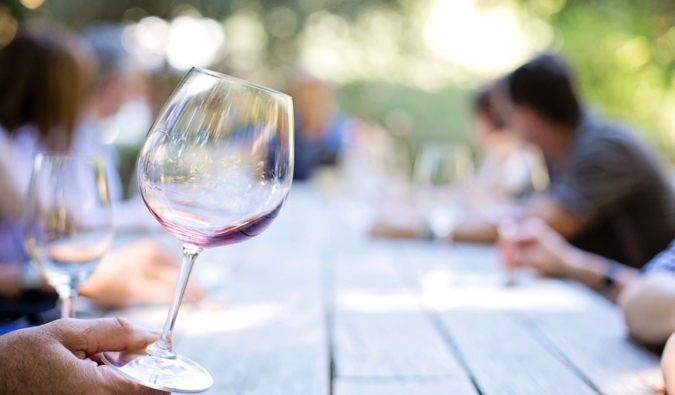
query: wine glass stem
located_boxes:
[147,246,201,359]
[57,286,77,318]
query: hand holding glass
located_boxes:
[101,68,294,393]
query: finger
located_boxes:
[506,247,527,269]
[50,317,160,357]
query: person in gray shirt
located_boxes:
[455,54,675,271]
[547,110,675,268]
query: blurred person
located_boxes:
[370,84,547,239]
[81,24,137,127]
[0,26,202,322]
[0,317,168,394]
[471,85,549,203]
[81,23,157,226]
[453,54,675,268]
[291,74,350,180]
[500,217,675,346]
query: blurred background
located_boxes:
[1,0,674,193]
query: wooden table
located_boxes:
[111,184,663,394]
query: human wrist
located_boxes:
[560,247,597,281]
[564,248,614,291]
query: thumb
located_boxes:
[49,317,160,358]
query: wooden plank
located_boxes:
[332,241,470,379]
[523,282,663,395]
[334,378,478,395]
[440,311,597,395]
[399,243,599,394]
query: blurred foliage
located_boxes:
[3,0,675,159]
[518,0,675,158]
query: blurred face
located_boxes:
[492,87,546,149]
[472,112,499,151]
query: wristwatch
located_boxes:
[21,261,43,290]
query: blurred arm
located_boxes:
[0,261,22,299]
[501,217,638,301]
[663,333,675,392]
[0,136,25,221]
[618,244,675,345]
[452,196,582,244]
[452,216,499,244]
[619,272,675,345]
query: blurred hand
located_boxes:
[498,217,574,278]
[369,220,424,239]
[0,317,168,395]
[80,239,205,307]
[369,202,426,239]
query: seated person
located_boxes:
[472,85,549,203]
[0,26,202,321]
[291,74,350,180]
[377,55,675,271]
[371,84,548,239]
[460,54,675,269]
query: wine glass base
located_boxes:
[101,350,213,393]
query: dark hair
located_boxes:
[506,54,580,127]
[474,85,504,129]
[0,26,93,150]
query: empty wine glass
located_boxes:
[23,153,113,318]
[413,142,473,240]
[101,68,294,393]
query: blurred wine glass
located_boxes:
[413,142,473,240]
[23,153,113,318]
[101,67,294,393]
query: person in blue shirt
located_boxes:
[290,75,349,180]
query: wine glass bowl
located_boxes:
[139,70,292,248]
[413,142,473,240]
[23,153,113,318]
[102,68,294,393]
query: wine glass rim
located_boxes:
[190,67,291,99]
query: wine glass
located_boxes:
[101,68,294,393]
[23,153,113,318]
[413,142,473,240]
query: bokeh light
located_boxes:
[122,14,225,71]
[122,16,169,69]
[19,0,45,11]
[424,0,552,77]
[165,15,224,70]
